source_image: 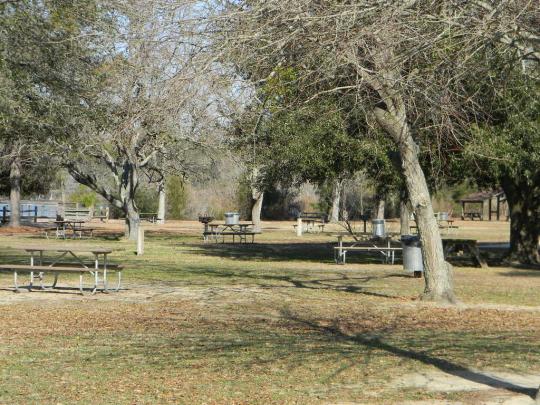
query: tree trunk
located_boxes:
[250,167,264,232]
[329,178,343,222]
[374,107,455,303]
[375,198,385,219]
[120,162,140,241]
[125,199,140,240]
[157,179,166,225]
[9,154,22,228]
[251,189,264,232]
[501,178,540,264]
[400,199,411,236]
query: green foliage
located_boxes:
[236,174,254,220]
[315,180,333,215]
[166,176,188,220]
[464,72,540,187]
[262,66,298,103]
[254,98,400,191]
[0,1,108,143]
[135,187,158,214]
[262,185,298,220]
[70,185,98,208]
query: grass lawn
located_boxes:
[0,220,538,404]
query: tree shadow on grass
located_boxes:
[281,310,539,399]
[185,242,403,265]
[499,269,540,277]
[128,260,411,299]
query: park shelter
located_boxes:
[459,191,507,221]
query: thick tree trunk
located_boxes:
[120,162,140,241]
[251,189,264,232]
[157,179,166,225]
[501,178,540,264]
[400,199,411,236]
[9,154,22,228]
[329,178,343,222]
[374,107,455,303]
[375,198,385,219]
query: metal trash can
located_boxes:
[372,219,385,238]
[439,211,449,221]
[224,212,240,225]
[401,235,423,277]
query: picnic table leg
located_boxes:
[13,270,21,293]
[28,252,35,290]
[103,254,109,293]
[113,270,122,292]
[79,272,84,294]
[469,243,488,268]
[93,270,98,294]
[336,237,344,264]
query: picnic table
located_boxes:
[334,232,402,264]
[140,213,159,223]
[293,212,327,233]
[0,245,122,294]
[410,213,459,235]
[44,220,95,239]
[203,222,260,243]
[442,238,488,268]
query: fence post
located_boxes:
[2,206,6,224]
[296,217,303,237]
[34,206,38,223]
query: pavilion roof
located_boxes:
[459,190,505,203]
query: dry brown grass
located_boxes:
[0,219,537,404]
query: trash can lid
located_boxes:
[401,234,422,246]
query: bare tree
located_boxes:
[65,0,220,239]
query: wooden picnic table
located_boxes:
[0,245,121,294]
[47,220,95,239]
[204,223,259,243]
[410,218,459,235]
[295,219,326,233]
[442,238,488,268]
[140,213,159,223]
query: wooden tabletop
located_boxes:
[209,223,253,226]
[12,246,113,254]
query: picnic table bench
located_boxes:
[0,246,122,294]
[64,208,92,221]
